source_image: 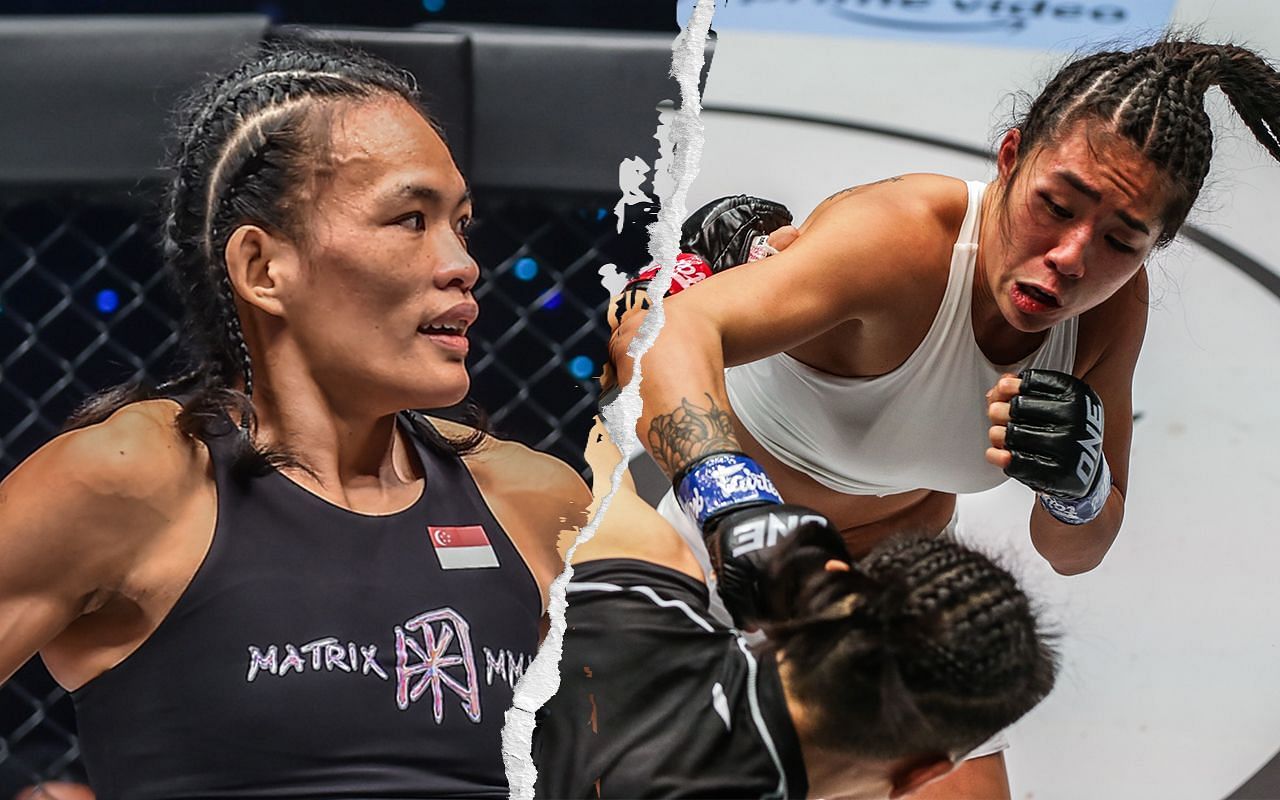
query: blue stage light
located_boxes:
[569,356,594,380]
[422,0,446,12]
[95,289,120,314]
[513,257,539,281]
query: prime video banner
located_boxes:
[677,0,1179,49]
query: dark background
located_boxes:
[0,3,682,795]
[0,0,677,30]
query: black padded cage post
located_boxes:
[0,16,708,790]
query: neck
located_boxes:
[799,743,896,800]
[779,660,895,799]
[249,375,420,493]
[972,185,1046,365]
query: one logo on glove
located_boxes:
[729,511,829,558]
[1074,396,1104,486]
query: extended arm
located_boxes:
[608,186,926,479]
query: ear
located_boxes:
[823,559,852,574]
[996,128,1022,184]
[224,224,300,319]
[888,755,954,799]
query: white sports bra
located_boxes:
[724,180,1078,497]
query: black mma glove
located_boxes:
[680,195,793,273]
[1003,369,1112,525]
[675,451,841,626]
[704,503,849,626]
[607,195,792,332]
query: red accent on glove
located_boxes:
[624,252,712,295]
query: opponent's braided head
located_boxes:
[762,529,1056,759]
[161,38,432,421]
[1009,38,1280,245]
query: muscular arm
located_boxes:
[0,405,188,687]
[1027,270,1148,574]
[609,178,944,478]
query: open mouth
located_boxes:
[417,322,467,336]
[416,320,470,355]
[1015,282,1061,309]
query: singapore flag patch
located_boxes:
[429,525,500,570]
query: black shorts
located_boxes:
[533,559,807,799]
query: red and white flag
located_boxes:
[428,525,500,570]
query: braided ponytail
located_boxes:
[760,528,1057,758]
[65,36,482,477]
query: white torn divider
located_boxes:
[499,1,719,797]
[597,261,628,295]
[614,154,654,234]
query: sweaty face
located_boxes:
[985,123,1166,332]
[287,96,478,411]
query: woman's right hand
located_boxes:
[599,196,799,394]
[604,196,799,334]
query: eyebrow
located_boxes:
[382,182,473,208]
[1057,170,1151,235]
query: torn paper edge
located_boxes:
[500,1,718,797]
[614,155,655,235]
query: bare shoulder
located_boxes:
[802,174,969,279]
[427,417,589,505]
[424,417,589,601]
[780,173,967,325]
[8,399,203,515]
[805,173,970,235]
[0,399,207,638]
[426,418,590,533]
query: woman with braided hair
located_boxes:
[0,38,591,799]
[533,419,1056,799]
[609,38,1280,797]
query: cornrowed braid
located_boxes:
[759,529,1057,759]
[66,36,484,475]
[215,270,253,402]
[1098,49,1160,121]
[1016,50,1130,158]
[1116,72,1167,147]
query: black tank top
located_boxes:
[534,559,807,799]
[72,411,541,800]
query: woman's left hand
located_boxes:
[984,372,1020,469]
[986,369,1108,500]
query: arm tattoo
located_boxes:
[648,394,739,477]
[821,174,904,205]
